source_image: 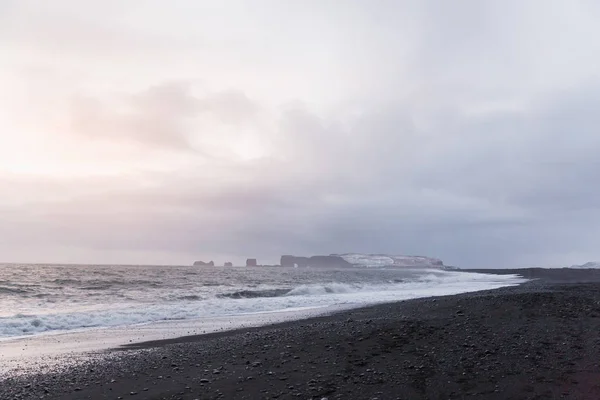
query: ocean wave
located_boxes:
[219,289,290,299]
[285,283,361,296]
[52,278,160,288]
[220,282,400,299]
[0,286,30,295]
[81,285,113,290]
[219,283,380,299]
[51,279,81,285]
[177,295,204,301]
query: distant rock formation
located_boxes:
[193,260,215,266]
[570,262,600,269]
[336,253,444,268]
[311,255,353,268]
[246,258,258,267]
[281,255,307,268]
[280,253,445,268]
[280,255,351,268]
[224,262,233,267]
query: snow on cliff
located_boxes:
[570,262,600,269]
[335,253,444,268]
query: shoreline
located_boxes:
[118,282,531,352]
[2,271,600,399]
[0,268,526,364]
[0,306,342,366]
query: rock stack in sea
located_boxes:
[193,260,215,266]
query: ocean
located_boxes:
[0,263,526,340]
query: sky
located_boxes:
[1,0,600,267]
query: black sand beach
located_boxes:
[3,269,600,400]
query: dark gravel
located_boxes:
[3,269,600,400]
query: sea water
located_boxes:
[0,263,526,340]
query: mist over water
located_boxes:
[0,264,526,338]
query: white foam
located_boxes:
[285,282,358,296]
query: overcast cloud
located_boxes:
[1,0,600,267]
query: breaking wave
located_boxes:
[219,289,290,299]
[286,283,361,296]
[0,286,30,295]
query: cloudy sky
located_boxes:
[1,0,599,267]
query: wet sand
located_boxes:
[2,269,600,399]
